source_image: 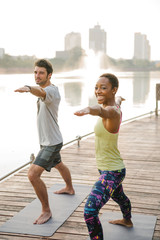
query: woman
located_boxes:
[74,73,133,240]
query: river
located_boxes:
[0,70,160,178]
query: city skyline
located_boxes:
[0,27,153,62]
[56,27,151,62]
[0,0,159,60]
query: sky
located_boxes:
[0,0,160,60]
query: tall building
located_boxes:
[89,24,106,54]
[65,32,81,51]
[134,32,151,61]
[56,32,81,60]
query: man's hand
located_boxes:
[115,96,126,106]
[14,86,31,93]
[14,85,46,98]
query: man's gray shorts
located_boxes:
[33,143,63,172]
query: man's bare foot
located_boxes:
[54,187,75,195]
[34,211,52,224]
[109,218,133,228]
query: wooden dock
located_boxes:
[0,115,160,240]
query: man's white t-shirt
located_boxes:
[37,85,63,146]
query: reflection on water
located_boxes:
[63,79,97,107]
[133,72,150,104]
[64,82,83,106]
[89,95,97,106]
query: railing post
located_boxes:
[30,153,35,163]
[76,135,82,147]
[156,84,160,116]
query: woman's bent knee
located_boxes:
[84,205,98,222]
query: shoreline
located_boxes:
[0,67,160,75]
[0,67,33,74]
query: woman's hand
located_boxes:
[74,107,90,116]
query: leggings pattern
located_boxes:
[84,168,131,240]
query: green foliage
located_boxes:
[49,47,86,72]
[106,56,159,71]
[0,54,36,68]
[50,58,65,72]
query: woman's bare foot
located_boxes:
[109,218,133,228]
[54,186,75,195]
[34,211,52,224]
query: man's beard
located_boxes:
[36,79,48,86]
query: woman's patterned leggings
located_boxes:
[84,168,132,240]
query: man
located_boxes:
[15,59,75,225]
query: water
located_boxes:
[0,71,160,178]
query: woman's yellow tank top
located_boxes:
[94,116,125,171]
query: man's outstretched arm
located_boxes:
[14,85,46,98]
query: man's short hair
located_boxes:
[35,59,53,75]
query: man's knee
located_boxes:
[28,168,36,183]
[28,164,43,183]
